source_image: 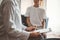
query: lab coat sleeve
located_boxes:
[2,2,30,40]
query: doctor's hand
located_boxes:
[30,32,40,38]
[25,26,36,31]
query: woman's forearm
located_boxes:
[26,17,32,26]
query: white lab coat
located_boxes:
[0,0,30,40]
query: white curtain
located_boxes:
[21,0,33,15]
[47,0,60,33]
